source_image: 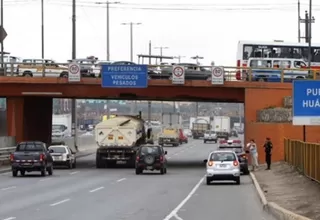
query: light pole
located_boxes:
[191,55,204,65]
[173,55,185,63]
[96,1,120,61]
[41,0,44,59]
[121,22,141,62]
[0,0,3,67]
[71,0,77,151]
[154,46,169,62]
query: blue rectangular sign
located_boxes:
[101,64,148,88]
[293,80,320,125]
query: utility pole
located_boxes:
[148,40,152,65]
[0,0,4,67]
[96,1,120,61]
[121,22,141,62]
[173,55,185,63]
[154,46,169,62]
[41,0,44,59]
[299,10,315,43]
[71,0,77,151]
[298,0,301,42]
[191,55,204,65]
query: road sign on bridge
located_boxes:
[101,64,148,88]
[293,80,320,125]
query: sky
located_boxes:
[2,0,320,66]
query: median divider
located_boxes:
[250,172,311,220]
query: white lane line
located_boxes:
[116,178,126,182]
[3,217,16,220]
[174,213,183,220]
[180,150,185,153]
[1,186,16,191]
[163,175,205,220]
[69,171,79,175]
[89,186,104,193]
[39,178,51,182]
[49,198,70,207]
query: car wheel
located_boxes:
[135,168,141,175]
[12,170,18,177]
[243,167,250,175]
[206,177,211,185]
[20,170,25,176]
[72,160,77,168]
[48,165,53,176]
[41,168,46,176]
[164,168,167,174]
[160,168,165,175]
[67,160,73,169]
[235,177,240,185]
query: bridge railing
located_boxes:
[284,138,320,183]
[0,62,319,82]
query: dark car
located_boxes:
[135,145,168,175]
[230,130,238,137]
[155,63,211,80]
[218,139,249,175]
[10,141,54,177]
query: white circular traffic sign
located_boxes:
[69,63,80,74]
[173,66,184,77]
[212,67,223,77]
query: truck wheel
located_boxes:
[160,168,165,175]
[96,154,103,168]
[72,160,77,169]
[12,170,18,177]
[204,140,206,144]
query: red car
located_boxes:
[179,128,188,144]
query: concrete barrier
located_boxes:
[250,172,312,220]
[0,136,16,148]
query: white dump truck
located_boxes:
[95,113,151,168]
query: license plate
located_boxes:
[147,166,153,169]
[219,164,227,168]
[22,163,31,166]
[114,155,119,159]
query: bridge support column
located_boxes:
[7,97,53,144]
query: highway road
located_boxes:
[0,138,275,220]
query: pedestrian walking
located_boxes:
[264,137,273,170]
[247,139,258,171]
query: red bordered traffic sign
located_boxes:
[69,63,80,74]
[212,67,223,77]
[173,66,184,77]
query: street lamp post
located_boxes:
[121,22,141,62]
[96,1,120,61]
[154,46,169,62]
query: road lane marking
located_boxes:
[89,186,104,193]
[69,171,79,175]
[39,178,51,182]
[1,186,16,191]
[50,198,70,207]
[117,178,126,182]
[174,213,183,220]
[163,175,205,220]
[3,217,16,220]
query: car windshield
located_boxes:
[210,152,236,161]
[140,146,160,155]
[49,146,67,153]
[219,147,243,153]
[16,143,43,152]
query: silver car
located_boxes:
[204,150,241,185]
[48,145,76,169]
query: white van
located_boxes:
[247,58,308,82]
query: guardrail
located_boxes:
[0,62,318,82]
[284,138,320,183]
[0,135,96,166]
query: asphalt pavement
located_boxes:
[0,137,275,220]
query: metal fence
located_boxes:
[284,138,320,183]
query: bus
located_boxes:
[236,40,320,80]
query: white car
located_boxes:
[48,145,76,169]
[203,130,217,143]
[204,150,241,185]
